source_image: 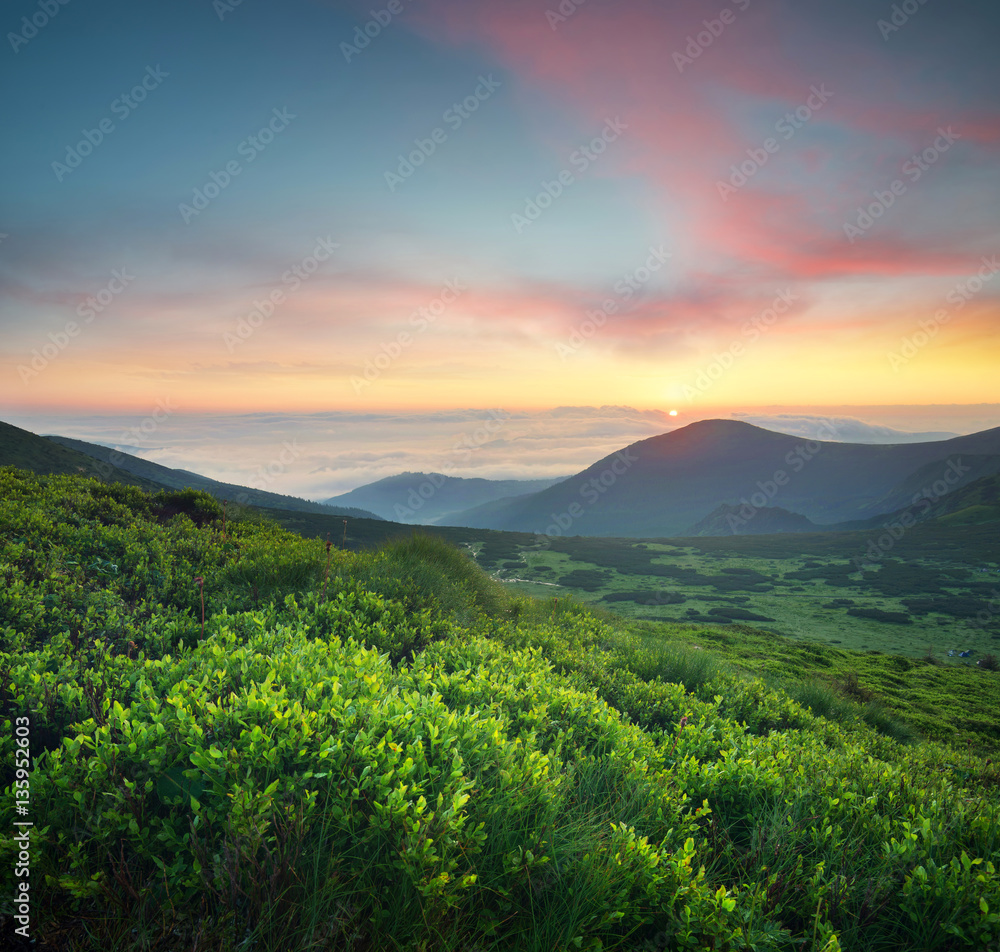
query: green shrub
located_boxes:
[2,468,999,952]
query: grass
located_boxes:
[627,620,1000,753]
[787,680,858,723]
[629,641,724,691]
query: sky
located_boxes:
[1,0,999,494]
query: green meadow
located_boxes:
[483,530,1000,662]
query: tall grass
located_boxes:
[625,637,724,691]
[787,680,916,744]
[788,680,857,722]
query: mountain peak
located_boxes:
[675,418,763,434]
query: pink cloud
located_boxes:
[409,0,1000,283]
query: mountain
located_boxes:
[16,428,382,519]
[447,419,1000,537]
[684,503,819,536]
[325,472,567,524]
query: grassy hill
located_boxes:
[836,469,1000,532]
[914,471,1000,525]
[1,420,380,518]
[118,478,1000,674]
[1,465,999,951]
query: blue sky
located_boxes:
[2,0,999,489]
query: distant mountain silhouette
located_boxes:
[685,503,819,536]
[447,419,1000,537]
[8,416,999,540]
[326,472,567,524]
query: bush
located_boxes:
[834,671,876,703]
[847,607,913,624]
[3,468,1000,952]
[859,700,917,744]
[557,569,611,591]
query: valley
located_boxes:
[477,526,1000,661]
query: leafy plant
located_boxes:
[1,466,998,952]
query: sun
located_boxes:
[668,409,678,416]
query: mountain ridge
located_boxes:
[446,419,1000,537]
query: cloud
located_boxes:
[412,0,1000,289]
[731,412,957,443]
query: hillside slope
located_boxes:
[1,466,998,952]
[45,432,382,519]
[0,419,167,491]
[836,470,1000,531]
